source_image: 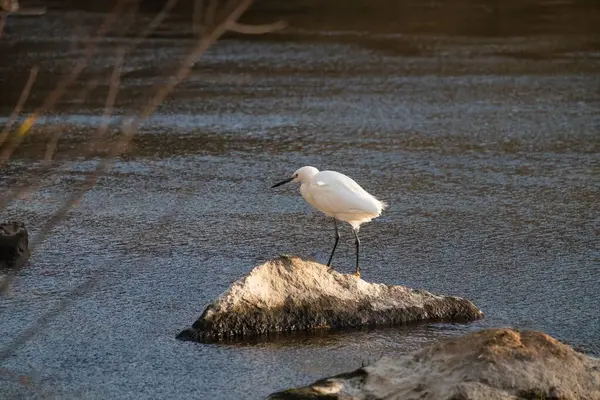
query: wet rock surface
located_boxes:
[269,328,600,400]
[0,221,29,270]
[177,255,483,342]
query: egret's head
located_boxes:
[271,166,319,188]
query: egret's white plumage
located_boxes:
[271,166,386,277]
[296,167,386,229]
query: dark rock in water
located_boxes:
[177,255,483,342]
[268,328,600,400]
[0,221,30,270]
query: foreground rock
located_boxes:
[177,255,482,342]
[269,328,600,400]
[0,221,30,270]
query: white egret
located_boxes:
[272,166,386,278]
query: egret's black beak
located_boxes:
[271,177,294,188]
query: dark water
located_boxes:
[1,0,599,398]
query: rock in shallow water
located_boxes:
[0,221,29,270]
[177,255,483,342]
[268,328,600,400]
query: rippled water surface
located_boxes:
[1,0,599,398]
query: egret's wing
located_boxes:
[323,172,370,195]
[309,174,381,216]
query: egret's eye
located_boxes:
[294,174,299,178]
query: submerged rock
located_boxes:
[177,255,482,342]
[0,221,30,270]
[269,328,600,400]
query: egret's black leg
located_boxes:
[327,219,340,267]
[352,228,361,277]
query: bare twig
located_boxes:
[0,66,39,149]
[42,125,62,162]
[0,76,98,209]
[0,59,120,296]
[0,0,280,364]
[129,0,179,49]
[0,0,176,210]
[95,49,124,140]
[1,0,257,296]
[0,0,178,165]
[0,52,124,290]
[0,0,128,164]
[53,0,257,215]
[125,0,254,134]
[0,75,97,210]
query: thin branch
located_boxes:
[33,0,256,249]
[0,0,179,209]
[0,76,97,210]
[1,0,256,296]
[0,51,124,242]
[0,66,39,149]
[227,20,287,34]
[41,125,62,162]
[0,0,178,211]
[0,0,178,163]
[126,0,254,134]
[0,0,128,164]
[0,77,98,210]
[129,0,179,49]
[97,49,124,138]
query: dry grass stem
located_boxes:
[1,0,260,296]
[0,66,39,149]
[0,51,125,291]
[0,0,284,367]
[0,0,128,163]
[0,0,178,210]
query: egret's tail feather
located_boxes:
[379,199,388,211]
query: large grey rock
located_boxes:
[269,328,600,400]
[177,255,483,342]
[0,221,30,270]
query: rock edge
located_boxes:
[268,328,600,400]
[0,221,30,270]
[177,255,483,342]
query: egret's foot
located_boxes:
[354,271,361,279]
